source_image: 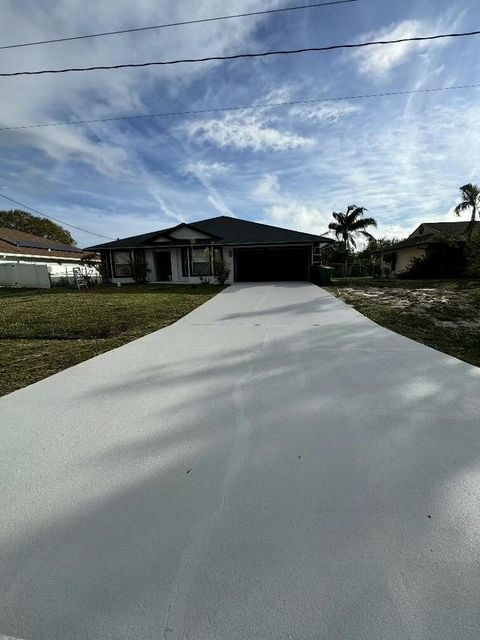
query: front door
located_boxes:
[155,252,172,281]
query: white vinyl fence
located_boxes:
[0,263,51,288]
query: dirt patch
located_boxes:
[326,279,480,368]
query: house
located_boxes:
[376,221,480,276]
[85,215,333,284]
[0,227,99,287]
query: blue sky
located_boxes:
[0,0,479,247]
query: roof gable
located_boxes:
[168,225,214,240]
[149,235,172,243]
[409,224,443,239]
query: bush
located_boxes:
[400,245,466,279]
[465,234,480,277]
[214,257,230,284]
[129,257,150,283]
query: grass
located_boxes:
[0,283,225,396]
[326,278,480,368]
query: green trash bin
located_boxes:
[319,266,334,285]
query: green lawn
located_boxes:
[0,284,224,396]
[326,278,480,368]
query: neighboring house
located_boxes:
[0,227,99,286]
[86,215,333,284]
[376,221,480,275]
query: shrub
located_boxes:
[465,234,480,277]
[399,244,466,279]
[129,256,150,283]
[214,256,230,284]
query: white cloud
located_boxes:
[252,174,281,201]
[288,101,361,123]
[207,194,236,217]
[182,161,229,178]
[252,174,332,236]
[266,201,333,237]
[352,20,440,77]
[182,113,314,152]
[181,89,360,154]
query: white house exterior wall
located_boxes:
[380,246,426,275]
[395,247,426,273]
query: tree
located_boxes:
[321,240,353,266]
[454,183,480,243]
[328,205,377,276]
[355,236,400,263]
[0,209,75,246]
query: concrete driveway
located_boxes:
[1,283,480,640]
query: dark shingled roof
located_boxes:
[424,221,480,234]
[85,215,333,250]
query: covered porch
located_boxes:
[103,245,234,285]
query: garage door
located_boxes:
[234,246,310,282]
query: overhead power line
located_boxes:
[0,1,359,51]
[0,192,115,239]
[1,82,479,133]
[1,28,479,78]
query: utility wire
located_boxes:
[1,82,479,133]
[0,192,115,239]
[1,28,478,78]
[0,29,479,77]
[0,1,358,51]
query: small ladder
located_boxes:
[73,267,88,290]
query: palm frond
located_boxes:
[332,212,345,224]
[359,230,376,241]
[348,217,377,231]
[345,206,367,226]
[454,202,469,216]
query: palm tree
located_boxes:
[454,183,480,243]
[328,205,377,276]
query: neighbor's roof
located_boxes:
[0,227,89,259]
[85,215,334,250]
[423,221,480,234]
[378,234,436,252]
[376,220,480,253]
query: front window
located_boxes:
[113,251,131,277]
[191,247,212,276]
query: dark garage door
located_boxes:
[234,246,310,282]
